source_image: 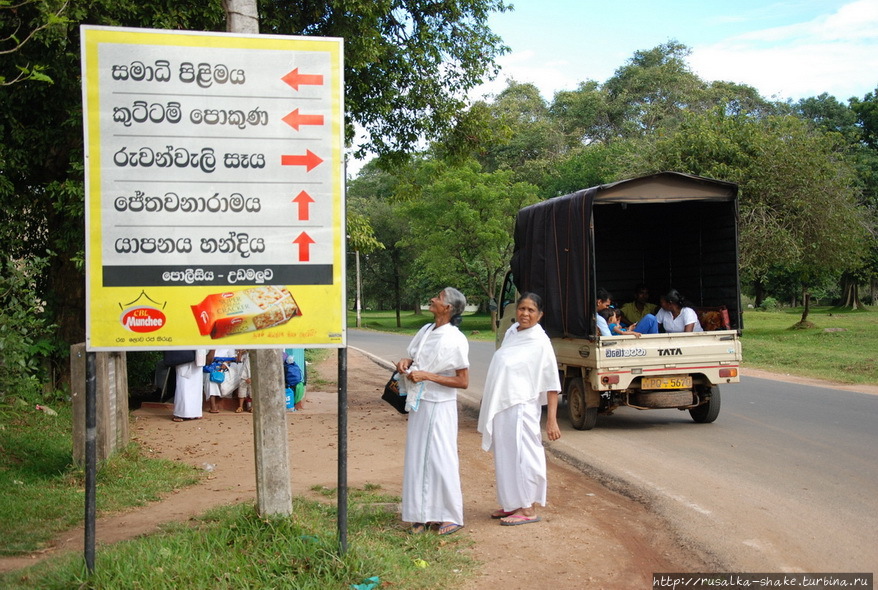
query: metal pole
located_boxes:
[337,347,348,554]
[355,250,362,328]
[85,351,97,573]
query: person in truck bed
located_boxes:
[636,289,703,333]
[620,283,658,326]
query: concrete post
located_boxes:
[251,349,292,516]
[71,343,129,465]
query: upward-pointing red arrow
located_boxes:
[282,68,324,91]
[293,232,316,262]
[292,190,315,221]
[281,150,323,172]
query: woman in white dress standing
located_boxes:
[396,287,470,536]
[478,292,561,526]
[173,350,208,422]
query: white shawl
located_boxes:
[401,323,469,412]
[478,323,561,451]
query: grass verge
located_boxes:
[741,306,878,385]
[0,486,475,590]
[0,401,201,557]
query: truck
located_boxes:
[497,171,742,430]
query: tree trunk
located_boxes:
[839,272,861,309]
[222,0,259,33]
[753,280,765,308]
[799,291,810,323]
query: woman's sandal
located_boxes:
[490,509,517,519]
[437,523,464,536]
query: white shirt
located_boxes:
[655,306,703,332]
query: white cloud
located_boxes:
[690,0,878,100]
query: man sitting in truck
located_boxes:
[620,284,658,326]
[595,288,614,337]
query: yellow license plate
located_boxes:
[642,375,692,390]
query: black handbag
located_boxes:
[163,350,196,367]
[381,371,408,414]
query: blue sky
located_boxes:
[477,0,878,103]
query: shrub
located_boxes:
[0,255,59,404]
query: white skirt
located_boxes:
[402,399,464,525]
[491,400,547,511]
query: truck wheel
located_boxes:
[567,377,598,430]
[689,385,721,423]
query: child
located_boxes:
[601,308,642,338]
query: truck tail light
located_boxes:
[600,374,620,385]
[719,368,737,378]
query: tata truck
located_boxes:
[497,171,742,430]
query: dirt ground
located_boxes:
[0,349,711,587]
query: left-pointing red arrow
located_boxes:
[281,150,323,172]
[293,232,316,262]
[281,68,324,91]
[282,109,324,131]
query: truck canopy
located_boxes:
[511,171,741,339]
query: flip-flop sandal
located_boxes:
[235,407,243,413]
[209,409,219,413]
[409,523,426,534]
[491,509,516,519]
[437,523,464,536]
[500,514,541,526]
[172,417,184,422]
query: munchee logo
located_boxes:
[121,306,166,333]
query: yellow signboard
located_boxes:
[81,26,345,351]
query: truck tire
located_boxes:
[689,385,721,423]
[567,377,598,431]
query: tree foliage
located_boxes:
[0,0,69,85]
[260,0,509,160]
[399,159,539,322]
[625,109,869,297]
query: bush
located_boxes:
[757,297,780,311]
[0,255,59,404]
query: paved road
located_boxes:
[348,328,878,572]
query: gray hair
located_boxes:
[442,287,467,317]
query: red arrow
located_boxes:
[281,150,323,172]
[292,190,315,221]
[293,232,316,262]
[282,109,324,131]
[281,68,324,91]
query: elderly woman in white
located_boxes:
[478,292,561,526]
[396,287,470,536]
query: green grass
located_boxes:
[0,488,475,590]
[348,307,878,386]
[0,401,202,557]
[741,306,878,385]
[349,310,496,341]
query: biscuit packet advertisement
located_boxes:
[192,286,302,339]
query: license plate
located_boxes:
[642,375,692,390]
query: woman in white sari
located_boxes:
[478,292,561,526]
[396,287,470,536]
[173,350,208,422]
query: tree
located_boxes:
[259,0,510,161]
[601,40,707,140]
[0,0,68,85]
[400,159,539,328]
[346,161,418,325]
[626,109,869,307]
